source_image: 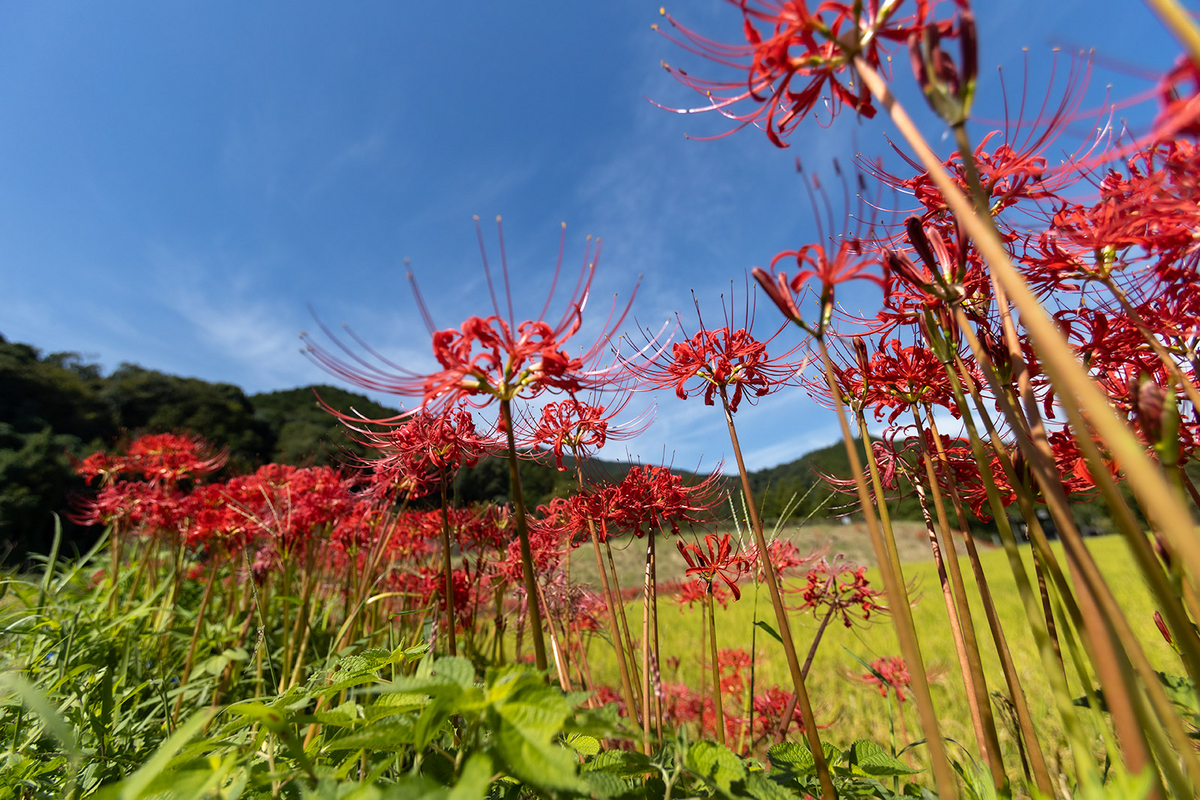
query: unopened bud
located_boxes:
[905,217,939,273]
[1132,376,1166,442]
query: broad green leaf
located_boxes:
[321,719,415,753]
[584,749,654,777]
[565,733,601,756]
[767,742,813,775]
[846,739,920,777]
[742,771,795,800]
[447,752,494,800]
[490,682,587,793]
[685,740,745,794]
[583,770,635,800]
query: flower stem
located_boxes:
[718,384,837,799]
[499,398,548,672]
[439,479,457,657]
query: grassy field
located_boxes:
[572,524,1178,782]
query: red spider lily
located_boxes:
[744,537,821,582]
[753,237,884,336]
[675,578,734,610]
[613,463,725,537]
[523,393,652,471]
[497,508,564,584]
[76,433,226,488]
[1154,55,1200,142]
[343,406,493,499]
[716,648,754,695]
[630,322,806,413]
[223,464,358,557]
[752,685,808,739]
[860,655,912,701]
[72,480,192,540]
[863,339,956,423]
[793,554,886,628]
[677,533,751,600]
[303,218,638,414]
[655,1,937,144]
[622,281,809,413]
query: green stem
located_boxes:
[499,398,548,672]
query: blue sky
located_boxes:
[0,2,1183,471]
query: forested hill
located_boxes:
[0,333,879,561]
[0,335,399,560]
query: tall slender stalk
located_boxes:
[813,340,958,800]
[706,583,726,747]
[499,398,548,672]
[717,384,838,800]
[911,407,1005,790]
[438,479,457,657]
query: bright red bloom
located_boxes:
[345,407,493,498]
[304,218,637,414]
[76,433,226,488]
[860,655,912,701]
[656,1,938,143]
[677,533,750,600]
[630,323,806,413]
[863,340,956,423]
[524,393,651,471]
[612,463,725,537]
[754,238,883,335]
[793,554,886,628]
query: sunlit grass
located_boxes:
[580,532,1177,774]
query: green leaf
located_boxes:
[582,770,636,800]
[754,621,783,645]
[767,742,813,775]
[447,752,494,800]
[565,733,601,756]
[742,771,795,800]
[767,740,838,777]
[685,740,746,794]
[0,672,80,760]
[584,749,654,777]
[846,739,920,777]
[323,720,417,751]
[118,710,213,800]
[489,679,586,793]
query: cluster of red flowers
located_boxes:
[655,0,1200,523]
[860,656,913,702]
[794,555,887,628]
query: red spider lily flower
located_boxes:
[622,281,809,413]
[675,578,734,610]
[744,537,822,582]
[523,392,652,471]
[753,237,884,336]
[793,554,887,628]
[629,321,807,413]
[613,463,725,537]
[76,433,226,489]
[303,218,638,414]
[753,685,808,738]
[342,406,494,499]
[716,648,754,695]
[677,533,751,600]
[655,1,937,144]
[860,655,912,701]
[863,339,956,423]
[1154,55,1200,142]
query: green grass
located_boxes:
[578,530,1179,779]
